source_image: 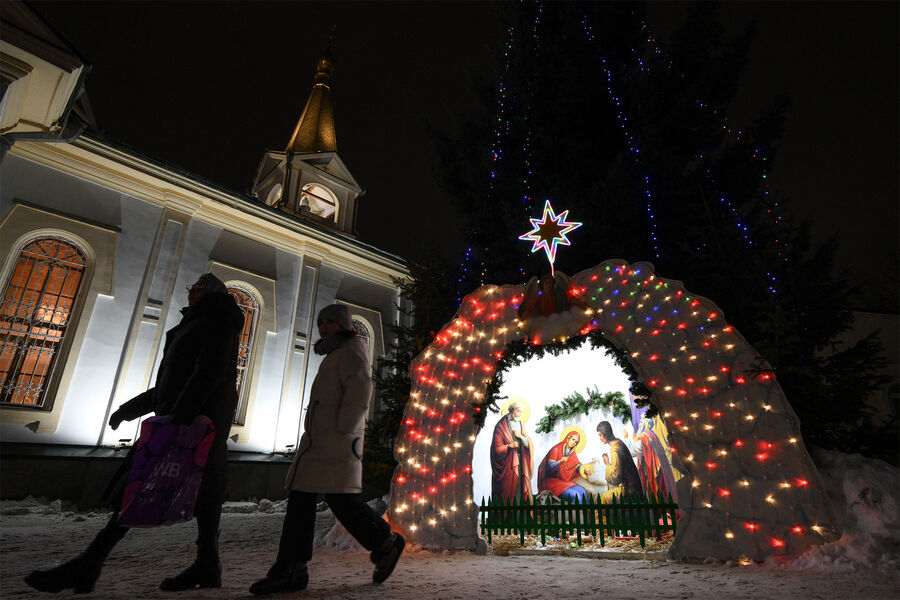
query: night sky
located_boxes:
[30,1,899,300]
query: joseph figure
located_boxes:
[490,402,534,503]
[596,420,642,502]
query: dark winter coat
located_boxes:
[285,334,373,494]
[114,292,244,505]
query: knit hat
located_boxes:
[317,303,353,332]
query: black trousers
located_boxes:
[94,500,222,555]
[276,491,391,564]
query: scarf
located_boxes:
[314,331,355,355]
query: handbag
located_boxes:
[117,415,215,527]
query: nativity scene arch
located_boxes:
[387,260,840,562]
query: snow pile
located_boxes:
[0,496,79,517]
[774,448,899,573]
[220,496,390,554]
[314,497,390,552]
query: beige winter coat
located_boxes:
[285,335,373,494]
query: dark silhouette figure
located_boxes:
[25,272,244,594]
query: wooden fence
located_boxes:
[479,493,678,548]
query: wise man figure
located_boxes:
[490,401,534,503]
[596,420,643,503]
[635,415,678,503]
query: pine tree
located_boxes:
[431,2,894,461]
[363,3,895,489]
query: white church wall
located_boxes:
[1,139,407,463]
[295,263,342,440]
[273,261,319,454]
[56,195,162,445]
[0,157,162,445]
[102,216,184,446]
[0,154,122,227]
[241,248,304,453]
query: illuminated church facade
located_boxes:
[0,4,407,504]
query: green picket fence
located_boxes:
[479,493,678,548]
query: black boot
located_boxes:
[158,538,221,591]
[371,532,406,584]
[249,561,309,595]
[25,518,127,594]
[159,506,222,591]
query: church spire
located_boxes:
[286,38,337,154]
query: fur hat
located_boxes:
[317,303,353,332]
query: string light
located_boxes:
[389,259,834,561]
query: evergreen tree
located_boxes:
[433,2,893,460]
[364,2,895,491]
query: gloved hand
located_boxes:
[108,408,126,430]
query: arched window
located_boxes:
[265,183,283,207]
[227,284,260,425]
[351,316,376,420]
[352,317,371,349]
[300,183,338,221]
[0,238,87,408]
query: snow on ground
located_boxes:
[1,448,897,599]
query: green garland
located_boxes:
[534,387,630,434]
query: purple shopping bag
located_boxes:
[117,415,215,527]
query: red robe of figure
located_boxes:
[490,412,534,503]
[537,435,586,500]
[637,425,677,502]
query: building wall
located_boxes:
[0,140,407,475]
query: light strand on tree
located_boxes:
[580,13,662,260]
[457,24,519,302]
[519,3,543,279]
[637,18,786,296]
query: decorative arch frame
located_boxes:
[0,234,91,409]
[264,183,283,207]
[349,314,375,367]
[223,280,263,426]
[300,182,339,222]
[387,260,839,561]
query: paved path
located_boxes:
[2,512,897,599]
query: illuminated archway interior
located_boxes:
[472,344,644,506]
[388,260,840,561]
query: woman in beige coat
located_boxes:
[250,304,405,595]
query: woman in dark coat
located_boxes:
[25,273,244,594]
[249,304,405,595]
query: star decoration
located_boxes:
[519,200,582,274]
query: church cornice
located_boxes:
[264,149,363,194]
[10,136,408,286]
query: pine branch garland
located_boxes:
[535,387,630,434]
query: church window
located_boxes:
[0,238,87,408]
[227,284,260,425]
[352,317,370,349]
[265,183,283,207]
[300,183,338,221]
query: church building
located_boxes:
[0,2,408,505]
